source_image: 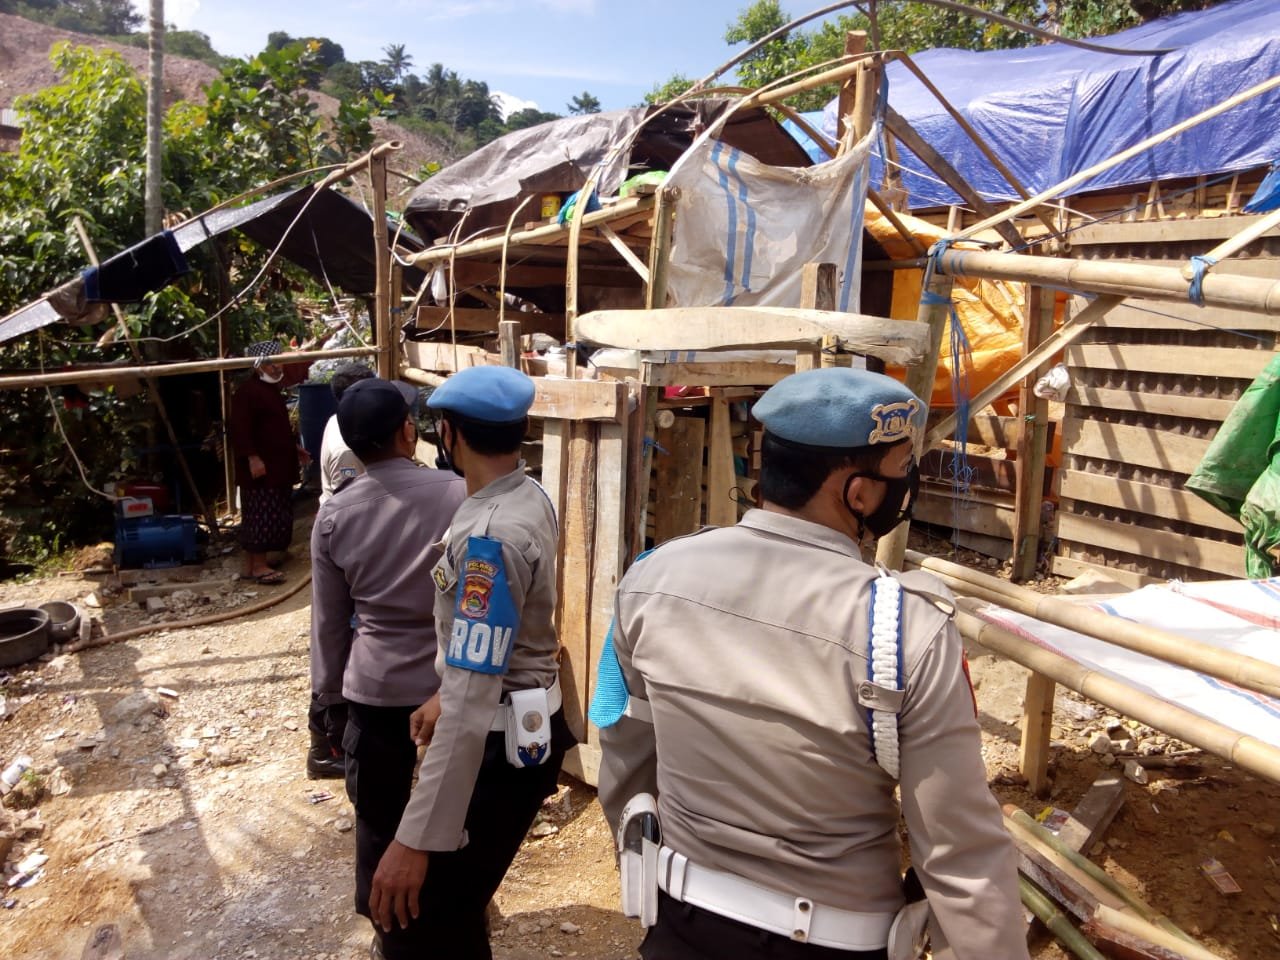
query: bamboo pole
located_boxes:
[876,272,953,570]
[906,549,1280,699]
[645,187,678,310]
[370,151,392,380]
[925,294,1122,449]
[402,366,448,388]
[1019,877,1107,960]
[0,347,378,391]
[951,73,1280,245]
[934,247,1280,315]
[953,597,1280,784]
[1182,204,1280,279]
[1090,906,1223,960]
[1005,807,1198,946]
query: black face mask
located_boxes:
[435,424,465,478]
[844,462,920,538]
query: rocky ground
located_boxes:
[0,515,1277,960]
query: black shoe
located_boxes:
[306,732,346,779]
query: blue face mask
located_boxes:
[844,462,920,538]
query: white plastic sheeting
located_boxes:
[665,122,875,311]
[976,578,1280,748]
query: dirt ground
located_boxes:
[0,514,1277,960]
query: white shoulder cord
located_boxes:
[868,567,903,780]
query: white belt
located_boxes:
[656,847,894,951]
[489,676,562,731]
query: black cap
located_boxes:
[337,379,419,457]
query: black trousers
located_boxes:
[344,701,572,960]
[640,892,889,960]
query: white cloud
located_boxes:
[491,90,539,121]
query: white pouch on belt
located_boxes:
[505,686,551,768]
[617,793,661,926]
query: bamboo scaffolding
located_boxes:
[952,597,1280,784]
[906,549,1280,699]
[1182,204,1280,279]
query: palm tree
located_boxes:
[382,43,414,85]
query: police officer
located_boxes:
[309,378,466,956]
[593,368,1029,960]
[369,365,575,960]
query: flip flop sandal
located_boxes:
[253,570,286,585]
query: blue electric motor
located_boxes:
[114,514,200,568]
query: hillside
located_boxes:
[0,13,453,198]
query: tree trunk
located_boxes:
[144,0,164,237]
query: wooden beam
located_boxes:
[645,186,678,309]
[706,391,737,527]
[876,272,954,570]
[1056,513,1244,579]
[371,151,392,380]
[498,319,521,369]
[576,306,931,366]
[654,416,705,544]
[556,422,597,742]
[449,259,639,290]
[643,360,790,387]
[1058,469,1244,535]
[1020,671,1056,797]
[1058,775,1125,856]
[531,378,624,422]
[402,340,494,373]
[884,106,1024,250]
[596,223,650,284]
[926,295,1122,449]
[1067,212,1280,247]
[1060,419,1212,476]
[1050,555,1162,590]
[416,306,565,338]
[1012,287,1055,582]
[1071,294,1280,334]
[1065,342,1272,381]
[1068,386,1238,423]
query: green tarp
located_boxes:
[1187,353,1280,578]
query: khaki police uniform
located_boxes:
[310,455,465,953]
[393,464,574,958]
[598,508,1029,960]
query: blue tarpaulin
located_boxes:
[805,0,1280,209]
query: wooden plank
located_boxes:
[925,413,1054,451]
[587,420,628,737]
[403,340,494,373]
[562,739,601,787]
[1065,342,1272,381]
[539,420,568,522]
[556,422,597,742]
[1050,554,1163,590]
[450,259,639,290]
[654,416,705,544]
[705,392,737,527]
[643,359,790,387]
[1068,386,1238,422]
[531,379,622,422]
[1056,513,1245,578]
[915,484,1016,539]
[416,306,564,338]
[1070,294,1280,334]
[1020,671,1056,797]
[1059,775,1125,856]
[576,307,931,366]
[1058,469,1244,535]
[1060,419,1212,476]
[1066,213,1280,246]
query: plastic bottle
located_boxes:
[0,756,33,793]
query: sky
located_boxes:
[142,0,841,114]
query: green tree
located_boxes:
[0,42,387,556]
[505,107,561,130]
[382,42,414,84]
[567,90,602,115]
[643,73,695,105]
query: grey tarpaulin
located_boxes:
[0,185,427,345]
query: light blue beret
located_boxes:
[426,365,535,423]
[753,368,924,448]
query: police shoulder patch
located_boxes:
[445,536,521,675]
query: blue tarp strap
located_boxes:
[1188,254,1218,306]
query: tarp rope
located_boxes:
[1187,254,1218,307]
